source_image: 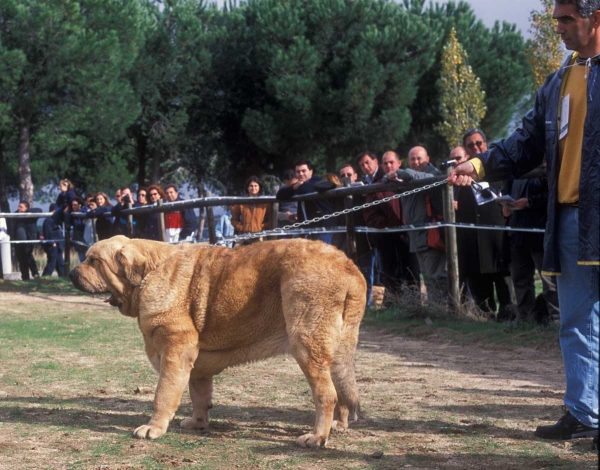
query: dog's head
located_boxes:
[69,235,176,317]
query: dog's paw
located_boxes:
[133,424,167,440]
[180,417,209,430]
[295,433,327,448]
[330,420,348,433]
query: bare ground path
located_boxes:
[0,292,597,469]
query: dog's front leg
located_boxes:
[134,341,198,440]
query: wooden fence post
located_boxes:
[157,200,166,242]
[344,195,357,260]
[206,207,217,244]
[126,201,133,238]
[443,169,460,313]
[64,225,71,277]
[270,202,279,230]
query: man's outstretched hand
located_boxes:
[447,162,479,186]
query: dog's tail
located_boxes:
[330,282,365,422]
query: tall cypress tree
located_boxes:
[527,0,564,91]
[436,28,487,149]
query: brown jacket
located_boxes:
[231,203,270,234]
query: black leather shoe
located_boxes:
[534,407,598,440]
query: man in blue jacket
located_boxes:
[276,160,334,244]
[450,0,599,441]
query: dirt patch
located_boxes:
[0,292,596,469]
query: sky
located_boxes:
[461,0,542,37]
[210,0,544,38]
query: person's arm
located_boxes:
[230,205,243,232]
[450,77,550,186]
[395,169,434,181]
[363,204,388,229]
[261,204,270,230]
[181,207,197,239]
[293,177,321,195]
[525,177,548,211]
[276,185,296,200]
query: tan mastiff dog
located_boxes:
[69,236,366,448]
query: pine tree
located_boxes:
[527,0,564,90]
[0,0,144,201]
[436,28,487,149]
[208,0,439,184]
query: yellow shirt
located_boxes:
[557,64,586,203]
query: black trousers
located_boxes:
[15,244,38,281]
[467,273,512,314]
[42,246,65,277]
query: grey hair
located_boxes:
[556,0,600,18]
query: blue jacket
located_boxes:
[276,176,334,228]
[476,54,600,273]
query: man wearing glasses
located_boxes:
[455,128,513,319]
[449,146,468,165]
[339,164,358,184]
[464,129,487,157]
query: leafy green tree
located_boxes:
[200,0,439,186]
[126,0,213,187]
[436,28,486,149]
[527,0,564,91]
[403,1,531,160]
[0,0,144,201]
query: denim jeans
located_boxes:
[556,207,599,428]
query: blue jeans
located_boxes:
[556,207,599,428]
[312,232,333,245]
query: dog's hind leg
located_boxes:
[180,376,213,430]
[291,342,338,449]
[330,293,363,432]
[330,332,360,432]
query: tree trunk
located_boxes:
[325,150,337,173]
[0,144,10,213]
[18,124,34,205]
[150,148,160,184]
[136,132,148,187]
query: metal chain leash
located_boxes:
[216,179,449,246]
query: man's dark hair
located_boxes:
[339,163,356,173]
[164,183,178,193]
[354,151,377,165]
[283,169,296,181]
[556,0,600,18]
[120,185,131,192]
[462,128,487,147]
[294,160,313,171]
[19,200,30,210]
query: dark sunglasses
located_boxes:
[467,141,484,149]
[138,193,147,197]
[149,192,159,196]
[340,172,354,178]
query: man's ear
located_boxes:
[592,10,600,28]
[116,244,150,286]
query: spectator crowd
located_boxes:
[3,129,556,326]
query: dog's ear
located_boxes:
[116,243,151,286]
